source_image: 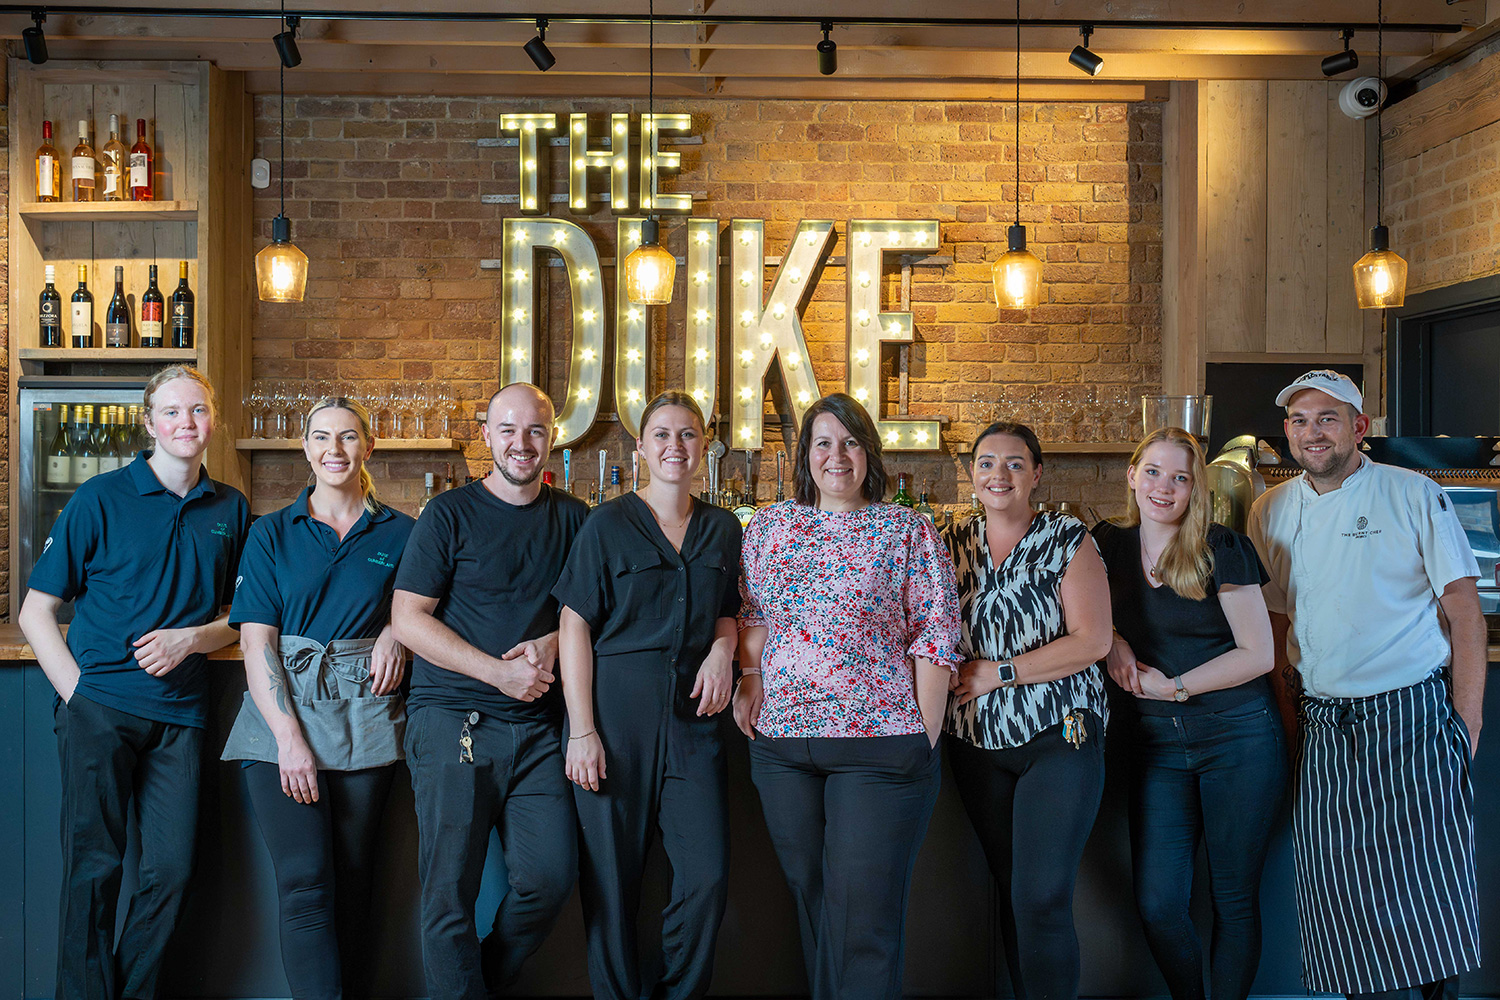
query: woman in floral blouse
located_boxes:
[941,420,1113,1000]
[733,392,961,1000]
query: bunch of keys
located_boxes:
[459,711,478,764]
[1062,710,1088,749]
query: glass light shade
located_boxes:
[1353,227,1406,309]
[256,215,308,303]
[992,225,1043,309]
[623,219,675,305]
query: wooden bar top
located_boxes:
[0,624,243,661]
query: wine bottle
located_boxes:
[70,405,99,484]
[170,261,194,348]
[71,119,96,202]
[892,472,915,508]
[418,472,436,514]
[96,407,121,475]
[914,488,936,525]
[45,404,72,486]
[101,114,126,202]
[70,265,94,348]
[129,118,153,201]
[126,405,145,457]
[140,264,164,348]
[39,264,62,348]
[105,265,130,348]
[35,120,61,202]
[444,462,455,492]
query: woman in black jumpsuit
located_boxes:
[553,391,742,1000]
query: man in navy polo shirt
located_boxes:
[19,366,249,1000]
[392,383,588,1000]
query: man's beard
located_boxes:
[496,454,542,487]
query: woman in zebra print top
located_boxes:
[939,420,1113,1000]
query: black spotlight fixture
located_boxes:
[1068,24,1103,76]
[1321,28,1359,77]
[273,15,301,69]
[525,18,556,71]
[817,21,836,76]
[22,10,47,65]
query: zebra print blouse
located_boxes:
[941,510,1108,749]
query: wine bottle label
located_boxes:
[39,156,54,192]
[129,153,148,188]
[97,454,121,475]
[105,322,129,347]
[70,455,98,482]
[171,303,194,347]
[72,156,95,182]
[45,455,70,485]
[70,302,91,343]
[103,167,119,196]
[141,304,164,345]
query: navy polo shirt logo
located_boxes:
[212,521,232,538]
[235,574,243,593]
[42,536,53,555]
[368,551,397,569]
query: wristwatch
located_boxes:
[1173,675,1190,703]
[996,661,1017,689]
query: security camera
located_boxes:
[1339,77,1387,119]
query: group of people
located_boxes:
[21,365,1482,1000]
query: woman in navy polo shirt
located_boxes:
[552,391,742,1000]
[19,365,249,1000]
[221,396,414,1000]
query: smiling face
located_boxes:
[808,412,869,510]
[970,432,1042,515]
[303,405,373,491]
[144,376,214,462]
[637,404,704,486]
[1127,439,1195,527]
[481,385,554,487]
[1284,387,1369,485]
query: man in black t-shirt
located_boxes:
[392,383,588,1000]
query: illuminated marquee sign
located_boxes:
[497,112,942,451]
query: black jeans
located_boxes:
[53,693,204,1000]
[404,707,577,1000]
[1128,700,1287,1000]
[747,732,941,1000]
[946,715,1105,1000]
[243,761,398,1000]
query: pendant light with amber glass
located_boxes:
[993,1,1042,310]
[623,0,676,305]
[1353,0,1405,309]
[256,3,308,303]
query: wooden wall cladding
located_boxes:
[1200,80,1377,356]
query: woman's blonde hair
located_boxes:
[304,396,383,516]
[1117,426,1214,601]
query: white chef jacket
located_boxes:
[1248,456,1479,699]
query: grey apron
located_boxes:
[221,635,405,770]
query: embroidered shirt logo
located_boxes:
[234,574,243,592]
[211,521,233,538]
[1356,516,1368,530]
[42,536,53,556]
[368,550,397,569]
[1342,514,1381,540]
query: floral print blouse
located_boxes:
[738,500,962,738]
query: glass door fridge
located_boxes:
[18,375,150,619]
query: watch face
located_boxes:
[1174,687,1188,702]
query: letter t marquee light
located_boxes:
[846,219,942,451]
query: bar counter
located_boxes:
[3,628,1500,999]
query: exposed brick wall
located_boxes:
[1385,97,1500,294]
[248,96,1163,522]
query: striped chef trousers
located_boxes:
[1293,671,1480,995]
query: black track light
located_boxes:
[817,21,836,76]
[524,18,556,72]
[1068,24,1103,76]
[1321,29,1359,77]
[273,15,301,69]
[22,10,47,65]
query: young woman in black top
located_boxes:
[553,391,742,1000]
[1092,426,1284,1000]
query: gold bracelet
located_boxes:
[568,729,596,741]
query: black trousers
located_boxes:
[243,761,398,1000]
[947,716,1105,1000]
[404,707,577,1000]
[53,693,204,1000]
[1349,976,1460,1000]
[572,664,729,1000]
[747,732,941,1000]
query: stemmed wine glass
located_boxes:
[431,384,455,439]
[268,380,291,439]
[244,381,268,439]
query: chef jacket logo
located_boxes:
[1342,514,1382,540]
[1356,516,1368,530]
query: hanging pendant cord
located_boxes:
[648,0,655,226]
[279,0,286,218]
[1014,0,1020,227]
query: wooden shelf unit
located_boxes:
[8,60,254,612]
